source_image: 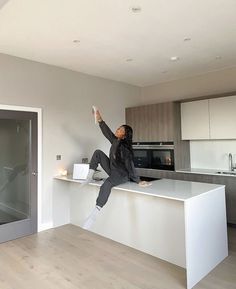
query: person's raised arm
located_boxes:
[94,109,116,143]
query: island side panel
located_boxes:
[184,187,228,289]
[52,179,71,228]
[70,183,186,268]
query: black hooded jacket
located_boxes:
[99,121,140,183]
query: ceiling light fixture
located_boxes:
[131,6,142,13]
[184,37,191,42]
[170,56,179,61]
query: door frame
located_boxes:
[0,104,42,232]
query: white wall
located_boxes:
[190,140,236,170]
[0,53,141,229]
[141,66,236,104]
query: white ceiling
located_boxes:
[0,0,236,87]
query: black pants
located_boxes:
[90,150,128,207]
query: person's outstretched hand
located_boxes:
[138,181,152,187]
[93,108,103,122]
[96,110,103,122]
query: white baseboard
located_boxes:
[38,221,53,232]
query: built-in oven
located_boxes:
[133,142,175,171]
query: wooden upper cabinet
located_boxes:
[126,102,175,142]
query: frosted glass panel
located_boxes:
[0,119,30,225]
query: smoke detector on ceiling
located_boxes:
[184,37,191,42]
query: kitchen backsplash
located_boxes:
[190,140,236,170]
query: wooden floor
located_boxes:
[0,225,235,289]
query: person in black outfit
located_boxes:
[82,109,149,229]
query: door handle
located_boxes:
[32,171,38,176]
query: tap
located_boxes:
[229,153,236,171]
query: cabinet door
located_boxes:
[149,102,175,142]
[181,100,210,140]
[126,106,150,142]
[209,95,236,139]
[126,103,175,142]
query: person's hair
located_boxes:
[121,124,133,155]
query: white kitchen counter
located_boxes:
[176,167,236,177]
[54,176,228,289]
[54,175,224,201]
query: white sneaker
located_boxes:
[82,206,101,230]
[79,169,95,187]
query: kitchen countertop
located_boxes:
[176,168,236,177]
[54,175,224,202]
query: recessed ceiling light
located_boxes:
[126,58,133,62]
[131,6,142,13]
[170,56,179,61]
[73,39,80,43]
[184,37,191,42]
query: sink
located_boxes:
[215,171,236,176]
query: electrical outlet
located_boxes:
[56,155,61,160]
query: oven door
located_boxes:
[133,149,150,168]
[150,149,175,171]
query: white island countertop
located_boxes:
[176,167,236,177]
[54,175,225,202]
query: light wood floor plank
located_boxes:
[0,224,235,289]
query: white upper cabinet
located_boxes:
[181,99,210,140]
[209,95,236,139]
[181,95,236,140]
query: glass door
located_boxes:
[0,110,37,243]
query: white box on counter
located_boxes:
[73,164,89,180]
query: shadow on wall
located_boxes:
[0,0,10,10]
[60,123,96,149]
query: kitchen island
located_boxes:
[54,176,228,289]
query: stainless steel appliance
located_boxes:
[133,142,175,171]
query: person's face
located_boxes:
[115,126,126,139]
